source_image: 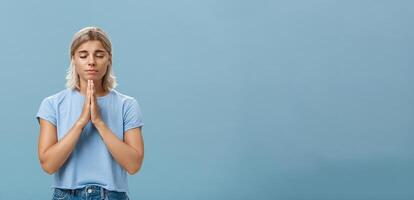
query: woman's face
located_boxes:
[73,40,111,82]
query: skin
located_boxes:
[38,40,144,175]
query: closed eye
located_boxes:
[95,53,105,58]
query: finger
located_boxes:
[91,82,94,99]
[89,80,93,105]
[89,81,93,104]
[92,82,96,99]
[91,92,94,107]
[91,90,96,111]
[86,80,90,102]
[90,82,95,103]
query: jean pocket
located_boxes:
[52,188,68,200]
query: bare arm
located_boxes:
[88,80,145,175]
[38,81,92,174]
[94,121,145,175]
[37,119,86,174]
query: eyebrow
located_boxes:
[77,50,107,54]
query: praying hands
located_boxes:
[78,80,103,126]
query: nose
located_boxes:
[88,56,96,67]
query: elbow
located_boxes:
[41,165,56,175]
[127,155,143,175]
[40,160,56,175]
[44,168,55,175]
[39,153,53,174]
[127,168,138,175]
[127,164,142,175]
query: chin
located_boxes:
[81,76,101,81]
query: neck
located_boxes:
[78,79,107,97]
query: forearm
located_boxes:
[41,121,84,174]
[94,121,143,174]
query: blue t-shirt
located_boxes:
[36,88,144,193]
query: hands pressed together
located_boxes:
[78,80,103,127]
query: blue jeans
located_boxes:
[52,185,129,200]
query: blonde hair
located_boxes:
[65,26,117,91]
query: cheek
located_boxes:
[98,60,109,70]
[100,66,109,77]
[73,62,83,72]
[73,61,86,78]
[78,59,88,65]
[73,59,86,69]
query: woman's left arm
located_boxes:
[89,82,144,174]
[95,121,144,175]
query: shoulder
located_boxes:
[40,88,71,106]
[111,89,144,116]
[111,89,141,105]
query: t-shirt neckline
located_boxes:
[72,88,112,100]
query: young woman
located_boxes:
[36,26,145,200]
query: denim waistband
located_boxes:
[55,185,112,199]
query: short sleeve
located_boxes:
[36,97,57,126]
[123,98,144,132]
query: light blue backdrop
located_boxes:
[0,0,413,199]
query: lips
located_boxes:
[85,70,98,73]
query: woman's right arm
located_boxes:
[38,82,92,174]
[37,119,86,174]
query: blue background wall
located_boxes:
[0,0,413,199]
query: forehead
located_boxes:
[77,40,105,52]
